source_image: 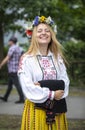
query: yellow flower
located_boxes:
[39,16,46,22]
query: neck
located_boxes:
[39,46,48,56]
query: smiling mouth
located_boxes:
[40,36,48,39]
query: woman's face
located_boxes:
[36,23,51,46]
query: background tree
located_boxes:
[0,0,85,61]
[0,0,21,60]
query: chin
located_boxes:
[40,42,49,45]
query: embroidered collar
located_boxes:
[36,50,53,57]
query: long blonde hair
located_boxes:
[27,23,67,63]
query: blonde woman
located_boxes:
[18,16,70,130]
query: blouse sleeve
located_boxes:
[57,55,70,98]
[18,55,54,103]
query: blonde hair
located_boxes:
[27,23,67,63]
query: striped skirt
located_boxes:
[21,99,68,130]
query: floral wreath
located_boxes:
[25,16,57,38]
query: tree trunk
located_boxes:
[0,23,4,61]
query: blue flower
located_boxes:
[26,16,57,34]
[33,16,39,26]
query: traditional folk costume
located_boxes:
[18,51,70,130]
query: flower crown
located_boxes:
[25,16,57,38]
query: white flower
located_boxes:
[46,16,51,24]
[24,21,33,30]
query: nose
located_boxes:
[42,30,46,34]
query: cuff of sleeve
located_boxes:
[50,91,55,100]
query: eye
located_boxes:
[45,29,50,32]
[37,30,42,33]
[46,30,50,32]
[37,29,42,33]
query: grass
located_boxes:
[69,87,85,97]
[68,119,85,130]
[0,85,19,95]
[0,115,21,130]
[0,115,85,130]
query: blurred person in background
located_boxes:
[0,36,24,103]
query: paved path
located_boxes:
[0,85,85,119]
[66,96,85,119]
[0,94,85,119]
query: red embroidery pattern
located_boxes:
[38,56,57,80]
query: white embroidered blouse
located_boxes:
[18,51,70,103]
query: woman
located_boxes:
[18,16,70,130]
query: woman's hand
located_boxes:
[54,90,64,100]
[34,82,64,100]
[34,82,40,86]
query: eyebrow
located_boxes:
[37,28,50,31]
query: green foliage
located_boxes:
[0,66,8,84]
[63,41,85,61]
[19,42,30,52]
[63,41,85,86]
[0,0,85,41]
[56,0,85,41]
[0,0,21,31]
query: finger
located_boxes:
[34,82,40,86]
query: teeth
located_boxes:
[41,38,47,40]
[40,37,47,39]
